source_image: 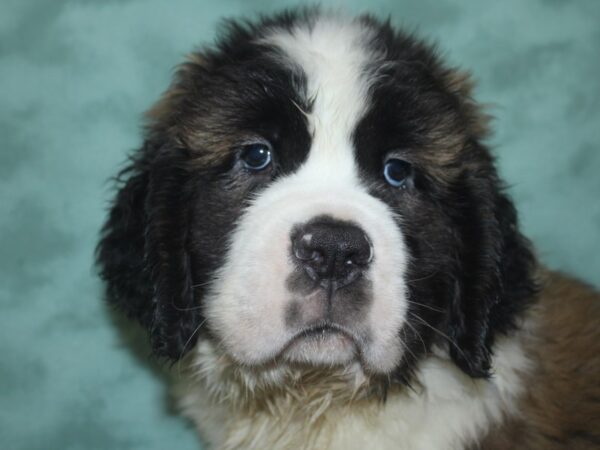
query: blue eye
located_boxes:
[241,143,272,171]
[383,158,412,188]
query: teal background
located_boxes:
[1,1,598,449]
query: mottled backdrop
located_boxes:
[1,1,598,449]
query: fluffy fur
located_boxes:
[97,8,600,450]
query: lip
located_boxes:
[291,322,355,341]
[297,323,353,340]
[281,322,362,354]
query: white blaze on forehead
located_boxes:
[264,16,377,178]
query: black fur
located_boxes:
[97,10,313,359]
[97,8,537,380]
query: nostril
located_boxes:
[353,234,374,266]
[293,235,322,262]
[291,217,373,288]
[295,247,322,264]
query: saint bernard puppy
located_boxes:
[97,8,600,450]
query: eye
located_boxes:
[383,158,412,188]
[240,142,272,171]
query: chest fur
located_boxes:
[175,334,528,450]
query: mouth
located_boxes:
[296,323,355,340]
[280,323,361,366]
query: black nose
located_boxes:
[291,217,373,289]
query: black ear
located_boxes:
[97,153,153,327]
[97,143,203,360]
[447,147,538,377]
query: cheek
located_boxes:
[397,200,462,341]
[202,172,410,373]
[202,206,296,362]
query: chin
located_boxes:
[97,8,600,450]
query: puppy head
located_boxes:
[98,9,536,380]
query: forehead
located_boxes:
[263,17,379,141]
[182,14,467,173]
[260,16,385,179]
[262,16,464,169]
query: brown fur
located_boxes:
[478,271,600,449]
[143,53,239,167]
[407,68,493,185]
[442,68,492,141]
[146,61,491,180]
[176,273,599,450]
[144,52,206,127]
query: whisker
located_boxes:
[172,281,213,312]
[409,312,468,362]
[290,99,310,119]
[405,270,440,284]
[172,303,205,312]
[406,299,445,313]
[403,320,427,354]
[176,317,208,377]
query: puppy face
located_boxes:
[205,19,409,373]
[98,10,536,381]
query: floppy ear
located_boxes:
[431,68,537,377]
[97,152,153,327]
[98,51,210,359]
[97,143,203,360]
[447,145,538,377]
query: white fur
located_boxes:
[176,319,532,450]
[176,16,533,449]
[204,15,408,373]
